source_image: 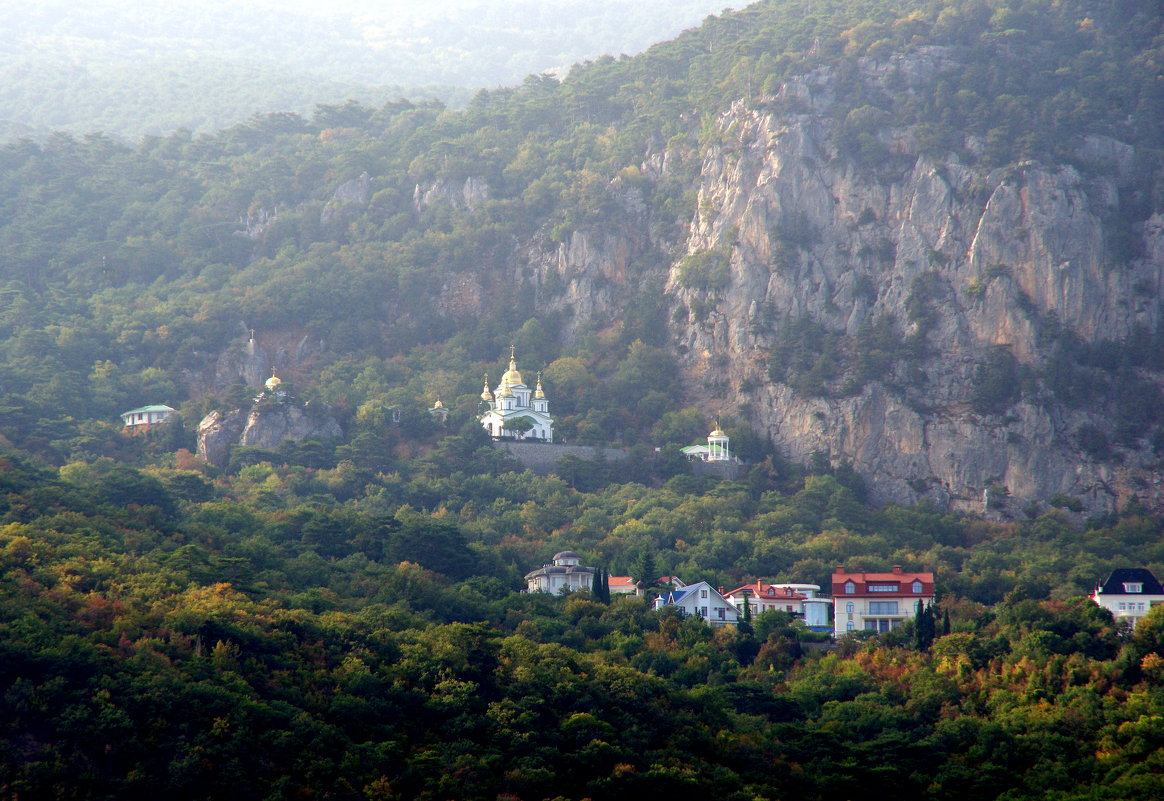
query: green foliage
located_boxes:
[675,247,732,291]
[2,5,1164,792]
[971,346,1021,415]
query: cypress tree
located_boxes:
[915,601,936,651]
[915,600,935,651]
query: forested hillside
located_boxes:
[2,1,1164,796]
[2,0,1163,511]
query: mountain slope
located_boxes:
[1,0,1163,515]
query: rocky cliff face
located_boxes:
[655,50,1164,515]
[197,403,342,468]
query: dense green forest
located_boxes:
[2,447,1164,798]
[3,0,1164,796]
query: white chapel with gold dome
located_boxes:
[479,349,553,442]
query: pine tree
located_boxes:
[633,551,656,592]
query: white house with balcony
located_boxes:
[1091,568,1164,629]
[725,581,834,630]
[832,565,934,634]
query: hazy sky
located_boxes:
[0,0,734,138]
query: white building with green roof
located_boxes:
[120,405,175,429]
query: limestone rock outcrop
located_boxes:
[196,409,248,468]
[657,51,1164,514]
[196,404,342,468]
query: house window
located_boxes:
[911,580,923,593]
[844,581,855,594]
[701,606,708,617]
[1124,583,1143,593]
[868,584,899,592]
[1118,602,1127,611]
[868,601,899,615]
[846,602,854,613]
[701,589,708,598]
[865,619,893,632]
[717,608,725,619]
[767,587,775,596]
[785,588,793,596]
[786,605,793,612]
[846,621,854,631]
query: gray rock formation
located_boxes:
[239,404,343,450]
[196,409,247,468]
[321,171,371,224]
[413,176,490,213]
[657,52,1164,514]
[196,404,342,468]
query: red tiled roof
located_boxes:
[831,568,934,595]
[832,572,933,583]
[724,581,808,601]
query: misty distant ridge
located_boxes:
[0,0,730,143]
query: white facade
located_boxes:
[725,582,834,629]
[120,405,175,428]
[1091,569,1164,629]
[707,424,730,461]
[479,351,553,442]
[832,567,934,634]
[525,551,594,594]
[655,580,739,626]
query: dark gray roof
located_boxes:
[1096,568,1163,595]
[524,564,595,580]
[553,550,581,561]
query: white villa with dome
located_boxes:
[479,349,553,442]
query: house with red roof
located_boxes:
[608,575,686,596]
[831,565,934,634]
[723,581,834,630]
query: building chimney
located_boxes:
[835,566,845,574]
[892,565,903,574]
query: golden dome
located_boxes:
[534,373,546,399]
[433,398,444,409]
[497,381,514,398]
[501,347,524,386]
[480,374,493,401]
[709,421,726,437]
[265,369,283,390]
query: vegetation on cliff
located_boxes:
[2,2,1164,794]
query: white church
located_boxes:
[479,349,554,442]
